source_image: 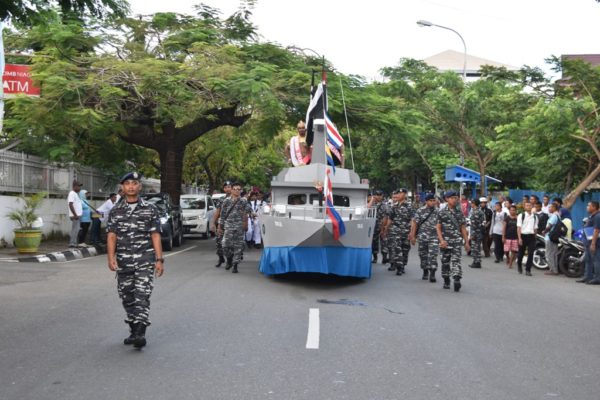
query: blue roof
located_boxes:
[445,165,501,184]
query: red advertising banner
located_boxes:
[2,64,41,97]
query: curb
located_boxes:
[0,245,106,263]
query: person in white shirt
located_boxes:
[490,202,507,263]
[90,193,118,244]
[245,191,265,248]
[541,195,550,214]
[516,200,538,276]
[67,180,83,247]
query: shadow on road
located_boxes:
[268,272,367,289]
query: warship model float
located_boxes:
[258,72,376,278]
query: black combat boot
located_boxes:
[372,253,378,263]
[215,255,225,268]
[382,254,389,264]
[453,277,462,292]
[469,262,481,269]
[396,265,404,276]
[443,276,451,289]
[232,264,238,273]
[225,256,233,270]
[429,269,437,283]
[132,324,147,349]
[422,269,429,280]
[124,322,135,345]
[387,263,396,271]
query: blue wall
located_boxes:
[508,189,600,231]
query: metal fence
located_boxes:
[0,150,116,198]
[0,149,202,199]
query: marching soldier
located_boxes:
[107,172,164,349]
[218,182,250,273]
[382,188,414,276]
[409,193,439,282]
[212,181,232,267]
[368,189,387,263]
[436,190,470,292]
[469,198,484,269]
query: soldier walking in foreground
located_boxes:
[107,172,164,349]
[437,190,470,292]
[410,193,439,282]
[212,181,232,267]
[469,198,484,269]
[382,188,414,276]
[218,183,250,273]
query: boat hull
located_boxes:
[259,215,375,278]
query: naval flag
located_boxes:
[324,167,346,240]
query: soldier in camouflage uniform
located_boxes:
[436,190,470,292]
[212,181,232,267]
[218,183,250,273]
[468,198,484,269]
[107,172,164,349]
[368,189,387,263]
[409,193,439,282]
[383,188,414,276]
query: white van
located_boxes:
[180,194,214,238]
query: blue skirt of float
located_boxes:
[259,246,372,278]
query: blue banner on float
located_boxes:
[259,246,372,278]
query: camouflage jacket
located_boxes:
[437,206,466,243]
[413,205,439,238]
[386,201,414,234]
[219,197,251,229]
[469,208,485,238]
[107,198,161,266]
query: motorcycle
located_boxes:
[558,235,585,278]
[533,234,548,270]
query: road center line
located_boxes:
[306,308,320,350]
[164,245,198,258]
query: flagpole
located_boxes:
[338,75,355,171]
[0,21,5,135]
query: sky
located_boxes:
[128,0,600,80]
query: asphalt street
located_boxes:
[1,238,599,400]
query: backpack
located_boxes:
[548,216,568,243]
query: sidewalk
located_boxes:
[0,239,105,263]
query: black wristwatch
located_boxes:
[156,258,165,263]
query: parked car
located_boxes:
[140,193,184,251]
[181,194,214,239]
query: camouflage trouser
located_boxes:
[471,234,482,264]
[116,263,154,326]
[418,236,439,271]
[216,231,224,257]
[372,226,382,255]
[223,226,245,265]
[441,240,463,279]
[389,230,411,268]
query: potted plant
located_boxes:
[6,192,47,254]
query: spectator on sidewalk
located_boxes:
[67,180,83,248]
[460,195,470,218]
[503,205,519,269]
[480,197,493,258]
[90,193,117,244]
[541,195,551,214]
[517,200,538,276]
[490,202,506,263]
[530,195,540,208]
[577,201,600,285]
[534,203,549,235]
[78,189,91,245]
[553,198,572,238]
[543,203,561,276]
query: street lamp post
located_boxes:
[417,20,467,80]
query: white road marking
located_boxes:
[306,308,320,350]
[164,245,198,258]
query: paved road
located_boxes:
[1,238,599,400]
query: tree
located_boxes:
[382,59,534,196]
[5,7,317,202]
[0,0,129,24]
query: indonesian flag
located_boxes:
[324,168,346,240]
